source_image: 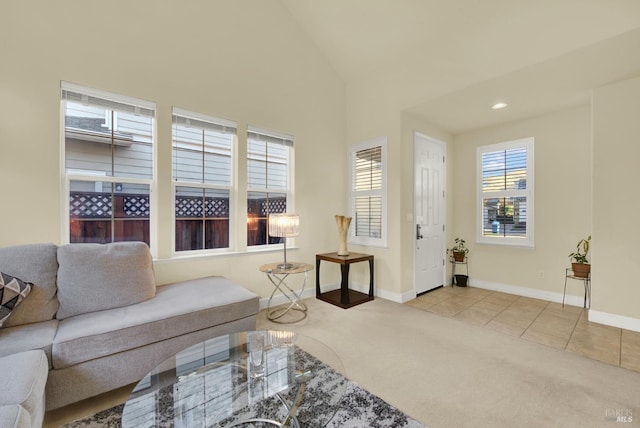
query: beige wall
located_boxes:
[343,82,404,299]
[592,76,640,322]
[0,1,346,298]
[452,105,592,296]
[344,72,458,301]
[344,80,453,301]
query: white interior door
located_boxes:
[414,133,445,295]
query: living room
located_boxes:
[2,1,640,427]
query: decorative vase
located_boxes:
[335,215,352,256]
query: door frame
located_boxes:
[413,131,447,296]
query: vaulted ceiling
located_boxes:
[281,0,640,134]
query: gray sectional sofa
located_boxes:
[0,350,48,428]
[0,241,259,421]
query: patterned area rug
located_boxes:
[64,383,425,428]
[63,348,426,428]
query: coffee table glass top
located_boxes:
[121,331,346,428]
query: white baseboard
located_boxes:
[471,279,587,307]
[345,281,411,304]
[589,310,640,332]
[259,287,317,309]
[472,279,640,332]
[399,289,421,303]
[260,277,640,332]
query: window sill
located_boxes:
[476,239,534,249]
[154,245,298,264]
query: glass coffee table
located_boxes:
[121,331,346,427]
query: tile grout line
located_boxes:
[478,290,517,327]
[451,288,514,326]
[519,300,552,339]
[564,308,584,351]
[512,297,545,338]
[472,291,498,327]
[619,328,623,367]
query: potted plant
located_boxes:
[447,238,469,262]
[569,235,591,278]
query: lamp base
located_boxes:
[276,262,296,271]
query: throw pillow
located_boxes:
[0,272,33,327]
[56,242,156,319]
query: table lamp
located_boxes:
[268,213,299,270]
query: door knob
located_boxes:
[416,224,424,240]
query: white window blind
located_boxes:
[477,137,534,247]
[350,137,386,247]
[62,84,155,118]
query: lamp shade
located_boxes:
[268,213,299,238]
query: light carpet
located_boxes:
[257,297,640,428]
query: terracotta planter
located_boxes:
[453,252,466,262]
[572,262,591,278]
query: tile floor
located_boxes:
[406,285,640,372]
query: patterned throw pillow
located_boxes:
[0,272,32,327]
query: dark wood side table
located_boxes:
[316,252,374,309]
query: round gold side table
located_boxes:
[259,262,313,323]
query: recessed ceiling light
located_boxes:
[492,102,508,110]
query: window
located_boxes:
[477,137,534,247]
[62,82,155,246]
[246,126,293,247]
[349,137,387,247]
[172,108,236,252]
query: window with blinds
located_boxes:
[350,137,387,247]
[62,82,155,247]
[477,137,534,247]
[172,108,236,252]
[246,126,293,247]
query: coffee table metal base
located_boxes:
[121,331,346,428]
[226,370,310,428]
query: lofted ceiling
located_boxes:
[281,0,640,134]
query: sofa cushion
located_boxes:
[0,273,32,327]
[0,350,48,428]
[0,243,58,327]
[0,405,31,428]
[0,320,58,367]
[52,276,259,369]
[56,242,156,320]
